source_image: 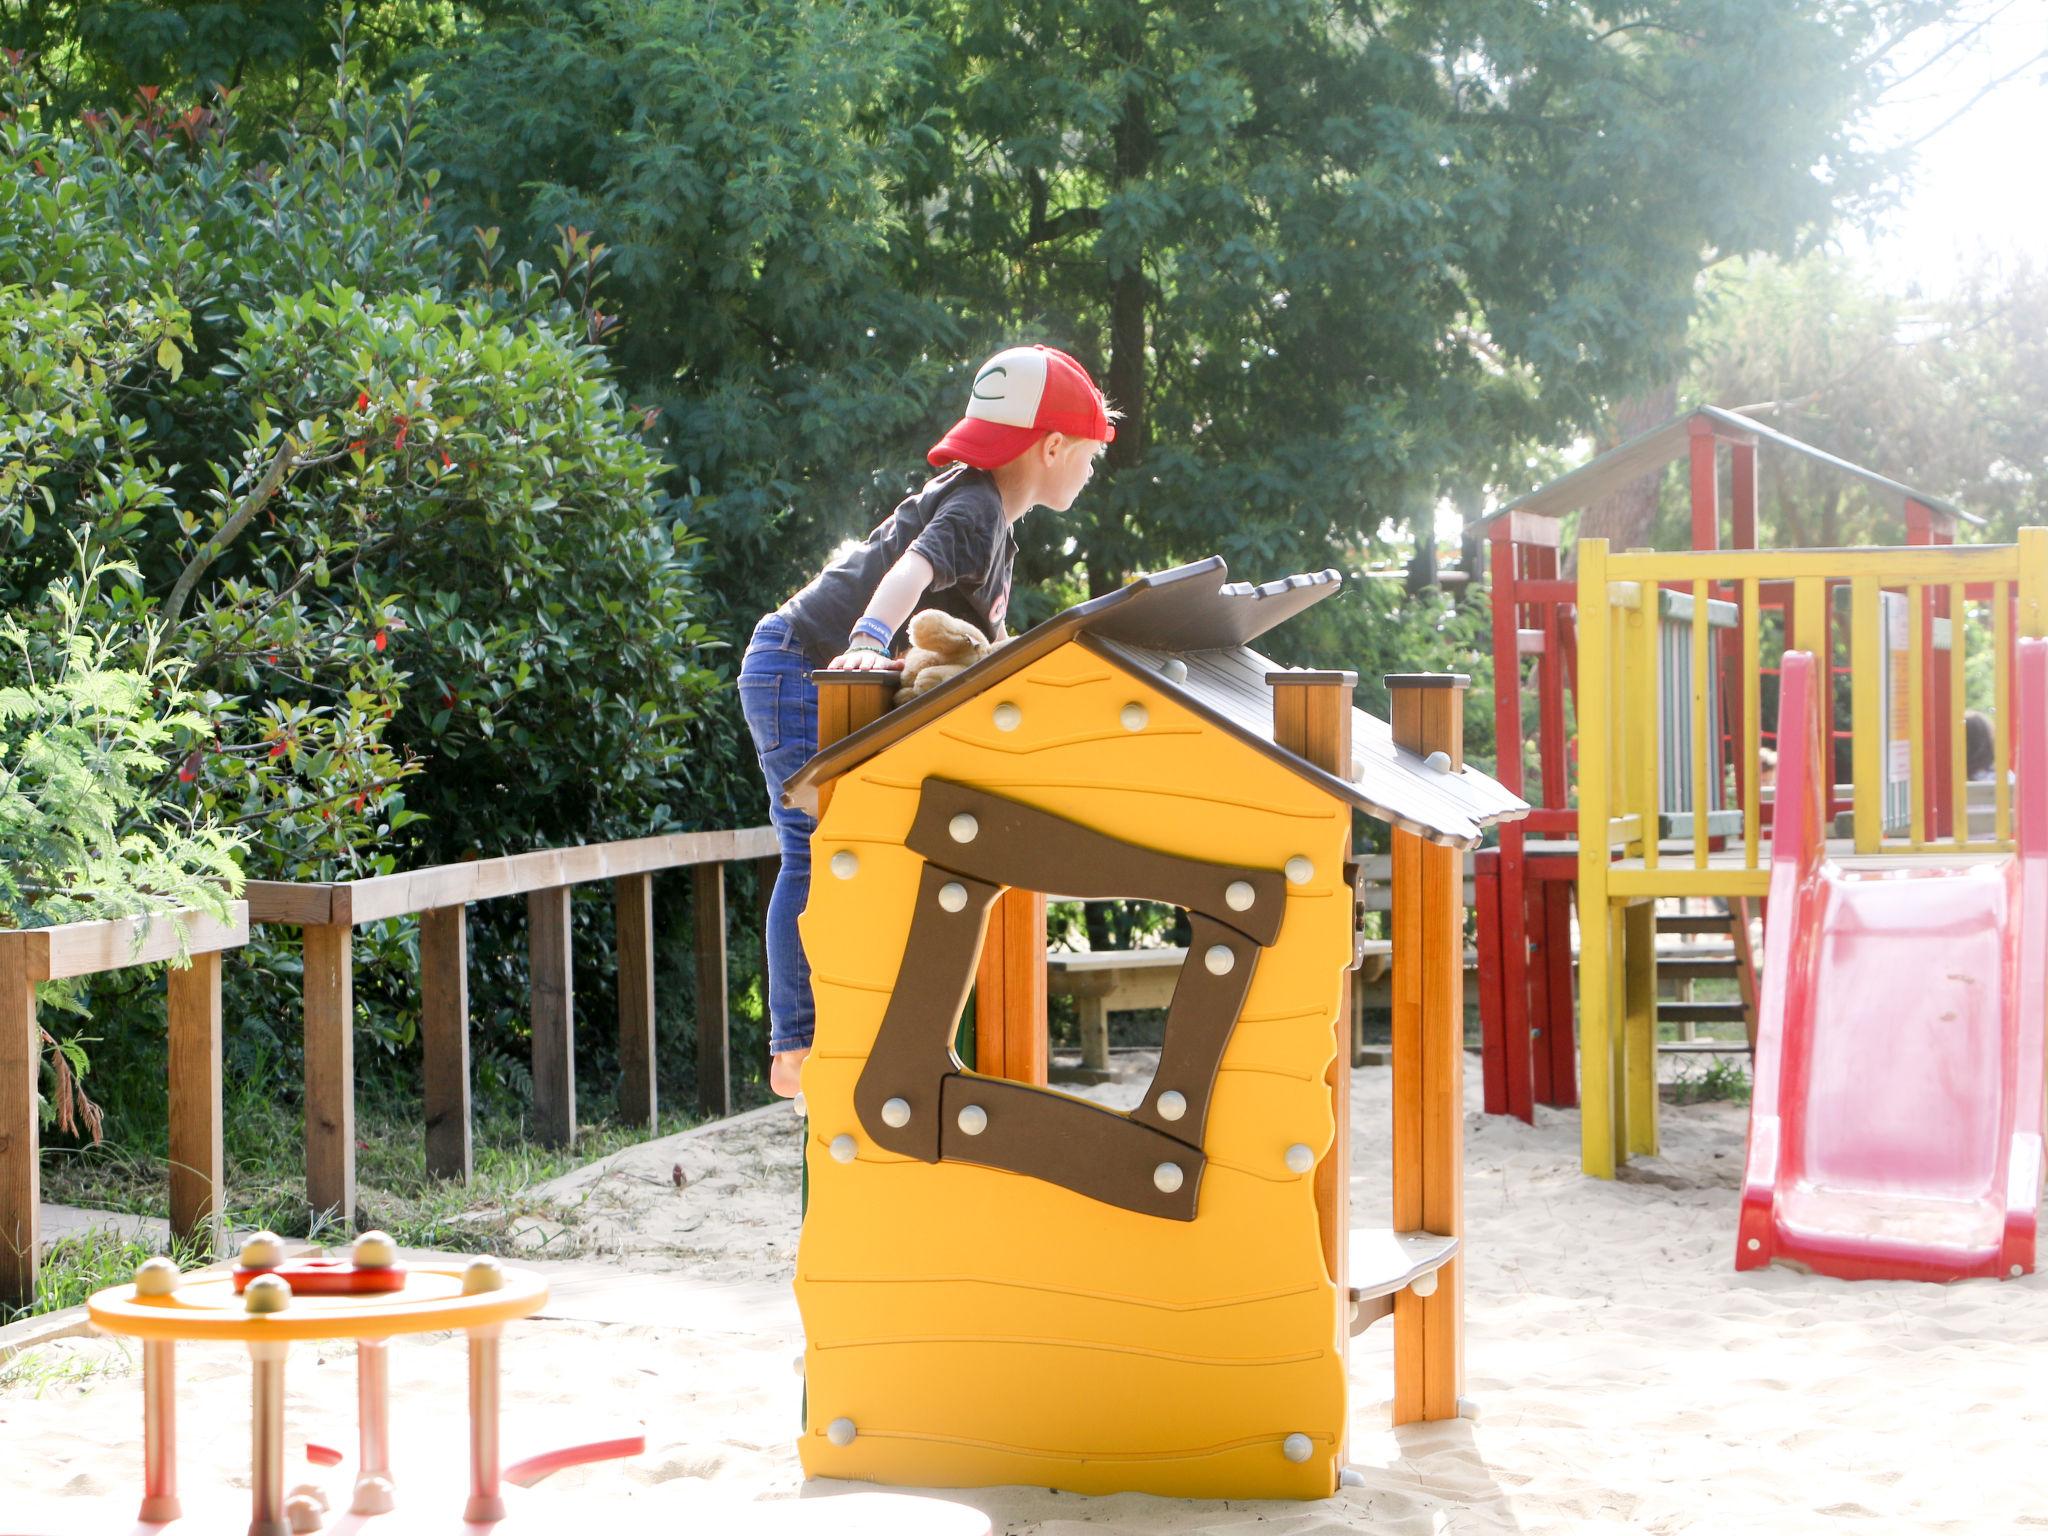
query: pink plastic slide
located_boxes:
[1736,642,2048,1282]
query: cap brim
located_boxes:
[927,417,1045,469]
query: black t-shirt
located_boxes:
[776,465,1016,667]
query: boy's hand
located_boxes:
[770,1047,810,1097]
[824,647,902,672]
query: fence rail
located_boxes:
[2,904,251,1306]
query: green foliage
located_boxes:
[1,39,735,1134]
[1684,252,2048,546]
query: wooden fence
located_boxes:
[244,826,778,1227]
[2,905,250,1306]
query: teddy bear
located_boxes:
[893,609,995,705]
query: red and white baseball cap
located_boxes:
[927,344,1116,469]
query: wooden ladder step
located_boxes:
[1656,913,1734,934]
[1657,1038,1754,1055]
[1657,1001,1749,1024]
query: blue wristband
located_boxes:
[851,614,894,649]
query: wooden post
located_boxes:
[166,952,224,1254]
[0,933,38,1308]
[1387,671,1469,1426]
[304,922,356,1228]
[1269,668,1356,1337]
[421,905,472,1180]
[529,887,575,1149]
[1687,417,1719,550]
[813,671,897,814]
[973,891,1048,1087]
[693,864,730,1118]
[615,873,657,1128]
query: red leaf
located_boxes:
[374,630,388,653]
[269,741,287,759]
[355,390,370,411]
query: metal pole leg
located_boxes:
[140,1338,180,1523]
[352,1337,396,1514]
[249,1339,291,1536]
[463,1325,505,1524]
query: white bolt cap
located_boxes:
[239,1230,286,1270]
[938,881,968,913]
[830,850,859,880]
[461,1256,506,1296]
[1424,750,1453,772]
[1339,1465,1367,1488]
[957,1103,988,1136]
[243,1273,292,1314]
[351,1230,398,1269]
[134,1256,181,1296]
[1225,880,1256,911]
[1153,1162,1184,1194]
[827,1417,857,1447]
[1457,1396,1480,1421]
[1204,943,1235,976]
[792,1352,807,1378]
[791,1092,808,1119]
[1120,702,1149,731]
[1284,856,1314,885]
[1746,1237,1761,1252]
[1409,1269,1438,1298]
[948,812,979,843]
[348,1473,394,1517]
[1282,1433,1313,1463]
[2014,1264,2027,1278]
[1161,658,1189,683]
[1156,1090,1187,1122]
[881,1097,911,1128]
[287,1492,326,1533]
[993,701,1022,731]
[829,1134,857,1164]
[1284,1143,1315,1174]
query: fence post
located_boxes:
[529,887,575,1149]
[693,864,730,1119]
[304,922,356,1228]
[1387,670,1469,1426]
[615,873,656,1128]
[421,905,472,1180]
[166,951,224,1254]
[0,933,37,1307]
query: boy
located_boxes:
[739,345,1116,1097]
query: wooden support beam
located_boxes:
[812,671,897,816]
[1688,417,1719,550]
[616,873,657,1129]
[0,934,37,1308]
[1388,672,1469,1426]
[303,923,356,1229]
[421,905,472,1181]
[972,890,1048,1087]
[693,864,730,1118]
[529,888,575,1149]
[166,952,224,1254]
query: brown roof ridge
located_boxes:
[781,558,1343,815]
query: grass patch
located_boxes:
[1665,1054,1753,1105]
[4,1226,216,1326]
[0,1340,136,1396]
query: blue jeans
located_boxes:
[739,614,821,1053]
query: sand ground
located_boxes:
[6,1059,2047,1534]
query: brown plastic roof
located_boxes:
[782,558,1528,848]
[1469,405,1973,532]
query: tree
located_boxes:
[1681,252,2048,546]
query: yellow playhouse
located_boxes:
[781,559,1525,1499]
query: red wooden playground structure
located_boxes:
[1469,405,1976,1124]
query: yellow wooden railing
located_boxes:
[1574,529,2048,1177]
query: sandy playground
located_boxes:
[5,1059,2047,1534]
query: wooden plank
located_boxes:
[693,864,730,1119]
[1388,826,1423,1421]
[1473,860,1506,1108]
[340,827,779,926]
[615,873,656,1129]
[1419,833,1465,1421]
[25,904,249,982]
[303,923,356,1227]
[0,934,38,1308]
[243,882,336,926]
[1541,880,1578,1108]
[166,951,224,1253]
[1622,902,1658,1159]
[420,905,471,1181]
[974,890,1048,1088]
[529,887,576,1149]
[1575,541,1616,1179]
